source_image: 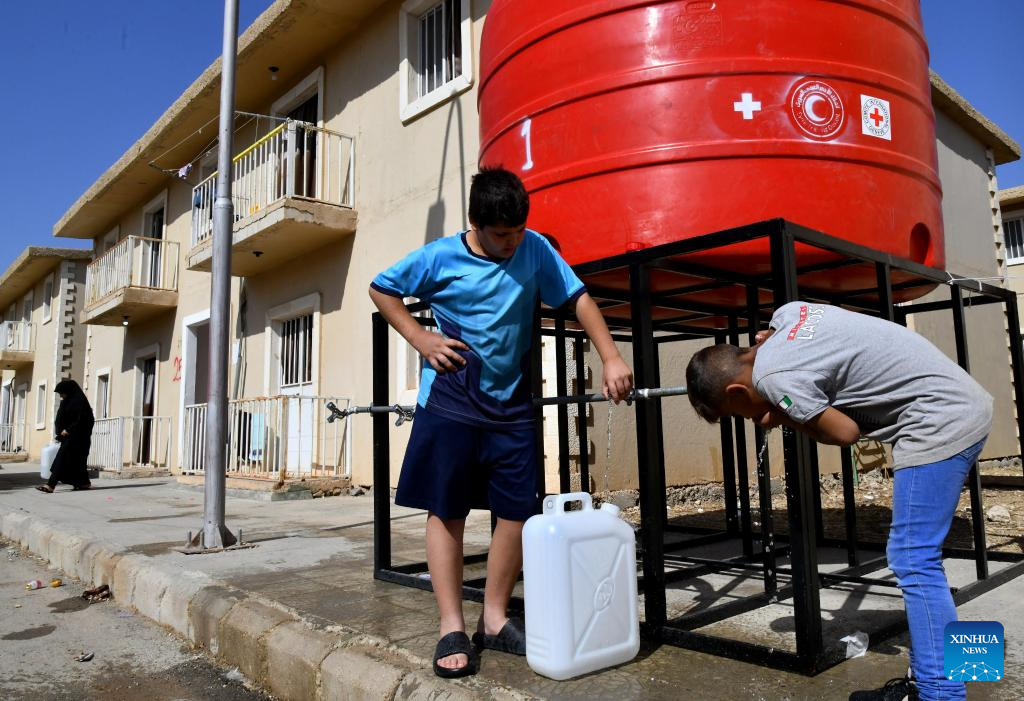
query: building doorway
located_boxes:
[136,356,157,465]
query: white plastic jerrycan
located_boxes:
[40,442,60,480]
[522,492,640,680]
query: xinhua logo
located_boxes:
[944,621,1004,681]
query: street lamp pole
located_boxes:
[201,0,240,549]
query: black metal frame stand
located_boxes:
[371,219,1024,675]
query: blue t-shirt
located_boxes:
[371,229,585,428]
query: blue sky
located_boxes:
[0,1,1021,267]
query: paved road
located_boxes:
[0,538,270,701]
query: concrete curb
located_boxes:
[0,506,535,701]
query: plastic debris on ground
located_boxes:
[75,652,95,662]
[840,631,869,658]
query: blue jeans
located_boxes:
[887,439,985,701]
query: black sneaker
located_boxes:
[848,676,918,701]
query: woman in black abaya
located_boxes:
[36,379,94,493]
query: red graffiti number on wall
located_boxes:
[172,356,182,382]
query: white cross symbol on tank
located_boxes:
[733,92,762,120]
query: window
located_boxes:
[41,274,54,323]
[399,0,472,122]
[95,373,110,420]
[1006,217,1024,264]
[280,314,314,388]
[35,381,47,429]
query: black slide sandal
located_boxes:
[472,618,526,656]
[432,631,478,678]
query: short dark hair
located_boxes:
[686,344,745,423]
[468,167,529,228]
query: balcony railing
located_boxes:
[190,120,355,248]
[86,236,180,307]
[0,422,25,454]
[0,321,34,353]
[87,416,172,473]
[182,395,352,479]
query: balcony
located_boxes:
[87,416,172,473]
[181,395,351,479]
[0,321,34,370]
[84,236,179,326]
[187,121,357,277]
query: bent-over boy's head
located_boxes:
[686,344,773,424]
[468,167,530,259]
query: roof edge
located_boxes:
[930,70,1021,166]
[53,0,294,239]
[0,246,93,308]
[1000,185,1024,211]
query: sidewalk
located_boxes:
[0,462,1019,701]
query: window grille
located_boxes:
[1005,217,1024,264]
[417,0,461,98]
[281,314,314,388]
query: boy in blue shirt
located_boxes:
[370,168,633,678]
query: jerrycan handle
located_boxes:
[543,492,593,516]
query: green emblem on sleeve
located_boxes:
[778,395,793,410]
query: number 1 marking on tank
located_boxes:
[520,118,535,171]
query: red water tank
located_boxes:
[478,0,942,286]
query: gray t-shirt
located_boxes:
[752,301,992,469]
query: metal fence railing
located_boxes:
[0,422,25,454]
[182,395,351,479]
[0,321,34,353]
[85,236,180,307]
[190,120,355,247]
[87,416,172,473]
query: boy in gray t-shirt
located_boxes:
[686,301,992,701]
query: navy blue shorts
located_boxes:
[394,406,539,521]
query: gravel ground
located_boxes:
[603,466,1024,554]
[0,539,271,701]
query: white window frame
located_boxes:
[35,380,47,430]
[270,66,324,126]
[177,309,211,463]
[396,300,432,405]
[41,273,55,324]
[399,0,473,123]
[133,343,161,418]
[94,368,111,421]
[264,293,321,396]
[141,191,168,240]
[1005,216,1024,265]
[21,290,33,325]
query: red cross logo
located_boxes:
[869,108,884,127]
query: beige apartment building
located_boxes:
[0,247,91,462]
[42,0,1023,493]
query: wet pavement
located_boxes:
[0,538,269,701]
[0,461,1020,700]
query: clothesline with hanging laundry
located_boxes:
[147,110,311,183]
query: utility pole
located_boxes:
[199,0,240,549]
